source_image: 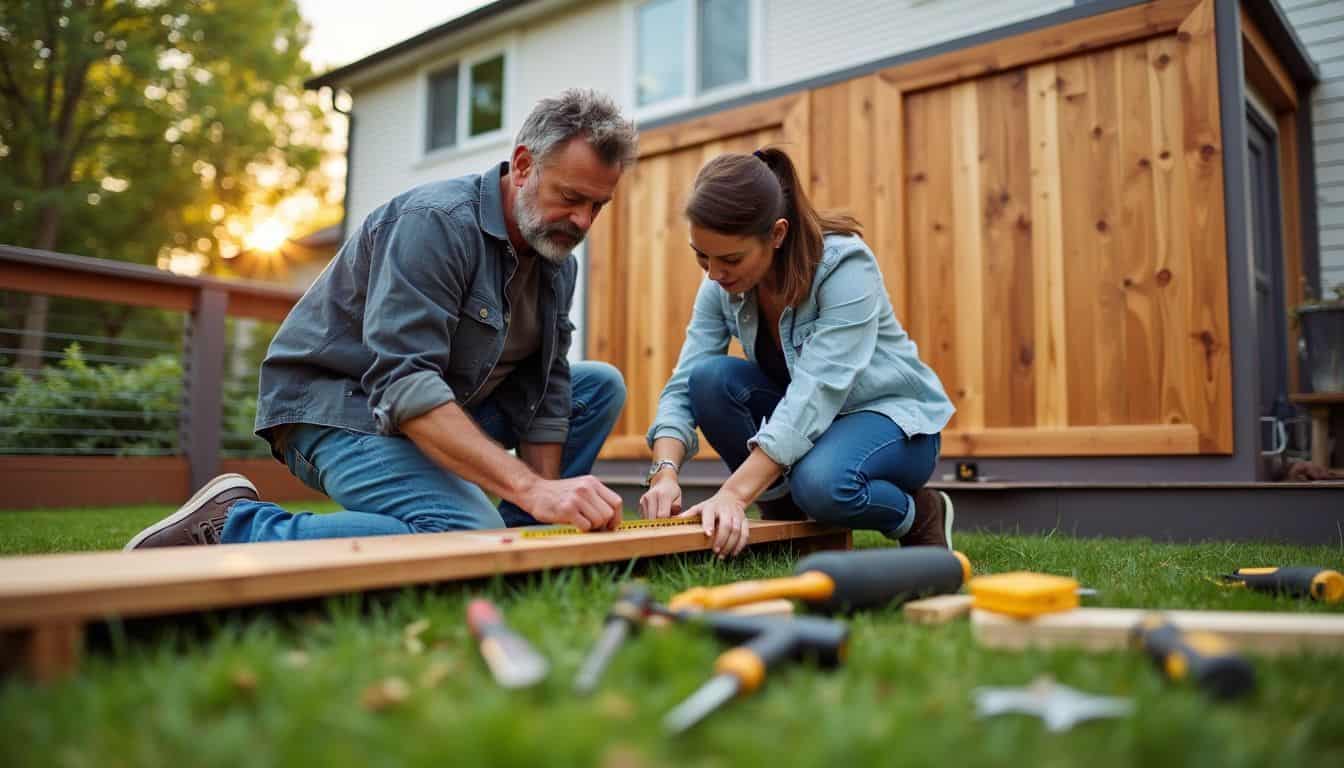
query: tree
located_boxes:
[0,0,329,367]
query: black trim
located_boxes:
[1215,0,1264,480]
[305,0,533,90]
[1243,0,1321,87]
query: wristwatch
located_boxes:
[643,459,680,487]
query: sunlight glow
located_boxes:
[244,217,290,252]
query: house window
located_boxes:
[425,51,507,154]
[469,54,505,136]
[426,65,459,152]
[635,0,752,109]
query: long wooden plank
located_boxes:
[874,78,908,321]
[1178,0,1233,454]
[1278,110,1303,396]
[0,520,847,628]
[1147,35,1194,433]
[1028,62,1069,427]
[978,71,1036,428]
[1089,49,1129,426]
[950,81,986,430]
[878,0,1201,95]
[1058,55,1100,427]
[972,607,1344,655]
[924,88,961,424]
[941,423,1200,457]
[1118,41,1163,425]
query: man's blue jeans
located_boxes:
[222,361,626,542]
[688,357,939,537]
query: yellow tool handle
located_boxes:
[667,571,836,611]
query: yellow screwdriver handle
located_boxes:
[668,571,836,611]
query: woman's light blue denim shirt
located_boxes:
[648,233,955,468]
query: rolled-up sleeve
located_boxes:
[749,243,880,468]
[647,277,732,459]
[362,208,470,435]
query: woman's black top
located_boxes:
[755,323,792,388]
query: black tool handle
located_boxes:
[1131,614,1255,700]
[793,547,970,613]
[1229,567,1344,603]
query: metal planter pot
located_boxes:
[1299,304,1344,393]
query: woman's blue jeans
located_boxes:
[688,356,939,537]
[222,361,626,542]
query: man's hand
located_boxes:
[639,470,682,519]
[522,475,623,532]
[684,490,749,558]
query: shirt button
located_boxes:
[479,308,489,319]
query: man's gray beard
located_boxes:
[516,175,584,264]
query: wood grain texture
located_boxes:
[972,607,1344,655]
[941,424,1201,457]
[0,521,848,630]
[594,3,1239,460]
[978,71,1036,428]
[878,0,1202,94]
[1178,0,1233,454]
[1028,63,1070,427]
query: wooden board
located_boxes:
[0,520,847,630]
[972,607,1344,655]
[903,594,974,625]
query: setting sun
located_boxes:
[244,217,291,252]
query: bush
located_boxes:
[0,344,262,456]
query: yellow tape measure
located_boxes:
[520,515,702,538]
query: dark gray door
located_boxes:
[1246,106,1290,456]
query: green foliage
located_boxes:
[0,343,262,455]
[0,343,182,454]
[0,526,1342,766]
[0,0,329,269]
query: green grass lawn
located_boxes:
[2,504,1343,767]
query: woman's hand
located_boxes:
[684,491,750,558]
[639,470,683,519]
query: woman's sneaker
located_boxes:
[899,489,954,550]
[123,474,257,550]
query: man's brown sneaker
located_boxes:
[899,488,954,550]
[123,473,257,550]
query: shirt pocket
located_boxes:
[455,292,504,371]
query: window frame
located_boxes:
[418,39,516,164]
[625,0,762,121]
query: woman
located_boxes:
[639,147,956,558]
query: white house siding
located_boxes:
[1283,0,1344,290]
[763,0,1071,88]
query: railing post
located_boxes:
[182,287,228,492]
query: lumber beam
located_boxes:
[971,607,1344,655]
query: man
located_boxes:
[126,89,638,549]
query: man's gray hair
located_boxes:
[516,89,638,169]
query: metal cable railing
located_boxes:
[0,249,301,492]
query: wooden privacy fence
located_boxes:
[0,246,319,508]
[588,0,1238,461]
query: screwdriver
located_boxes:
[1221,567,1344,603]
[1130,613,1255,700]
[662,612,849,734]
[668,546,971,613]
[466,598,549,689]
[573,581,653,694]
